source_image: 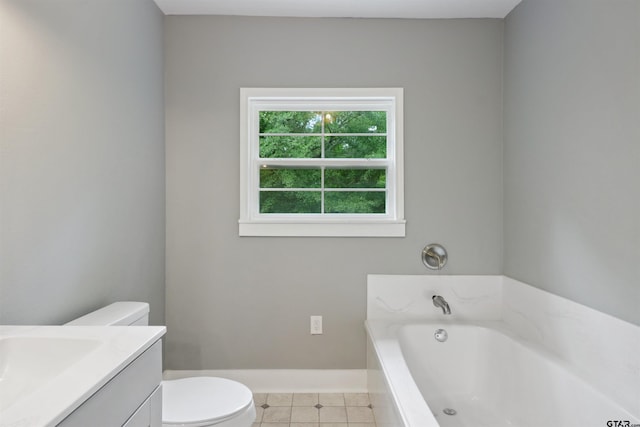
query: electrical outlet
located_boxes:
[310,315,323,335]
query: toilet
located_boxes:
[66,302,256,427]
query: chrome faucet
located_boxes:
[432,295,451,315]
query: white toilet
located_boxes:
[66,302,256,427]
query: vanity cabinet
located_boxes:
[58,340,162,427]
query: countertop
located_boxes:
[0,325,166,427]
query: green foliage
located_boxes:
[260,191,321,214]
[325,192,385,214]
[324,111,386,134]
[260,168,321,188]
[325,136,386,158]
[259,110,386,135]
[259,136,321,158]
[258,110,388,214]
[325,169,385,188]
[260,111,321,133]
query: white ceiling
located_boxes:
[153,0,522,19]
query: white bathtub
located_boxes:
[366,319,640,427]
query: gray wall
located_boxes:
[0,0,166,325]
[165,16,503,369]
[504,0,640,325]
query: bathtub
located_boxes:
[366,319,640,427]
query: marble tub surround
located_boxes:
[367,275,502,321]
[366,275,640,422]
[502,276,640,417]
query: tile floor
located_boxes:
[251,393,377,427]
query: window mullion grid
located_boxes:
[320,165,326,214]
[259,158,388,167]
[257,133,387,137]
[251,107,262,219]
[253,100,395,220]
[323,188,385,192]
[259,188,321,192]
[321,111,326,214]
[385,104,394,217]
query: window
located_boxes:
[239,88,405,237]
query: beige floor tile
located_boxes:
[250,423,260,427]
[318,423,348,427]
[267,393,294,406]
[253,393,267,406]
[293,392,319,406]
[346,406,375,423]
[262,406,292,423]
[319,406,348,422]
[290,423,320,427]
[344,393,370,407]
[255,406,264,421]
[319,393,345,406]
[260,424,289,427]
[348,423,376,427]
[292,406,320,422]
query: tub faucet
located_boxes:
[432,295,451,315]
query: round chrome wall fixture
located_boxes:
[422,243,448,270]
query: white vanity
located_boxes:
[0,325,166,427]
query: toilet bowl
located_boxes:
[162,377,256,427]
[66,302,256,427]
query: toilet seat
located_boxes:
[162,377,255,427]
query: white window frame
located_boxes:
[239,88,405,237]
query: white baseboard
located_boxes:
[162,369,368,393]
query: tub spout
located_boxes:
[432,295,451,315]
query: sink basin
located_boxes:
[0,336,101,411]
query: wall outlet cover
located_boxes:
[310,315,322,334]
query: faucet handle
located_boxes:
[422,244,447,270]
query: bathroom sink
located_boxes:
[0,325,165,427]
[0,336,101,411]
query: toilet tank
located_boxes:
[65,302,150,326]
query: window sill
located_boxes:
[238,220,406,237]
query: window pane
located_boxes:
[325,191,386,214]
[260,191,321,213]
[325,168,386,188]
[260,136,322,158]
[260,111,322,133]
[260,167,321,188]
[324,136,386,158]
[323,111,386,133]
